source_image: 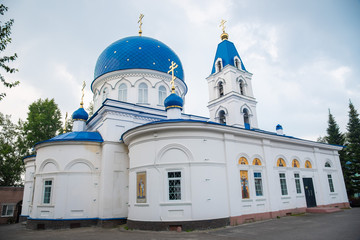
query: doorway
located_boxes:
[303,178,317,208]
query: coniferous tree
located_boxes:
[325,109,350,194]
[346,101,360,197]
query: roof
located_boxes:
[164,93,183,110]
[72,107,89,121]
[211,40,246,74]
[94,36,184,81]
[35,131,103,147]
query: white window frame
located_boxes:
[118,83,127,102]
[327,174,335,193]
[1,204,15,217]
[279,173,288,195]
[294,173,302,194]
[254,172,263,197]
[42,179,53,204]
[138,83,148,104]
[167,170,182,201]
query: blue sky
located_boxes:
[1,0,359,141]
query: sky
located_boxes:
[0,0,359,141]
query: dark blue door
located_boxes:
[303,178,317,208]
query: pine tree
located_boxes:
[346,101,360,197]
[325,109,350,195]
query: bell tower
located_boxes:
[206,21,258,129]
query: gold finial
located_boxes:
[63,112,68,133]
[167,61,178,93]
[80,81,86,108]
[219,19,229,41]
[138,14,144,36]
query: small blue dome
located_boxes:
[94,36,184,81]
[72,107,89,121]
[164,93,183,110]
[276,124,283,130]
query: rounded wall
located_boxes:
[30,142,102,221]
[92,69,187,112]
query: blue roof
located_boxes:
[72,107,89,121]
[164,93,183,110]
[276,124,283,130]
[35,131,103,147]
[211,40,246,74]
[94,36,184,81]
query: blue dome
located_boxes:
[72,107,89,121]
[94,36,184,81]
[276,124,283,130]
[164,93,183,110]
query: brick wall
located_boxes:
[0,187,24,224]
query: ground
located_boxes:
[1,208,359,240]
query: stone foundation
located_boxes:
[26,218,126,230]
[127,217,230,231]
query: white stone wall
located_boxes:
[21,156,36,217]
[124,121,348,222]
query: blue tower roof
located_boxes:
[164,93,183,110]
[94,36,184,81]
[72,107,89,121]
[211,40,246,74]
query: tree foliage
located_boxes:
[345,101,360,196]
[0,4,19,100]
[23,98,62,152]
[0,113,24,186]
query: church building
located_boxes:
[21,18,349,230]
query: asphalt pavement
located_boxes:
[1,208,359,240]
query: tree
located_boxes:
[325,109,350,195]
[346,100,360,197]
[23,98,62,153]
[0,113,24,186]
[0,4,19,100]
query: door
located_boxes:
[303,178,317,208]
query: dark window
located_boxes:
[325,162,331,168]
[294,173,302,194]
[254,172,263,196]
[168,171,181,200]
[218,82,224,97]
[235,59,240,69]
[217,61,222,72]
[328,174,335,192]
[243,108,250,129]
[219,110,226,124]
[279,173,288,195]
[239,80,244,95]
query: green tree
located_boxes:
[24,98,62,153]
[0,4,19,100]
[0,113,24,186]
[325,109,350,195]
[345,100,360,197]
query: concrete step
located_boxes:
[306,207,342,213]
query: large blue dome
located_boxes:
[94,36,184,81]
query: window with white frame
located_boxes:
[279,173,288,195]
[102,87,109,102]
[118,83,127,102]
[138,83,148,103]
[1,204,15,217]
[294,173,302,194]
[43,180,53,204]
[328,174,335,192]
[168,171,181,200]
[254,172,263,196]
[158,86,167,105]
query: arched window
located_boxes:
[253,158,262,166]
[277,158,286,167]
[158,86,167,105]
[219,110,226,124]
[218,82,224,97]
[243,108,250,129]
[239,157,248,165]
[239,80,245,95]
[305,160,312,169]
[325,162,331,168]
[118,83,127,102]
[102,87,108,102]
[235,59,240,69]
[217,60,222,72]
[138,83,148,103]
[292,159,300,168]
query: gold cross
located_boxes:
[168,61,178,93]
[220,19,227,33]
[80,81,86,107]
[138,14,144,36]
